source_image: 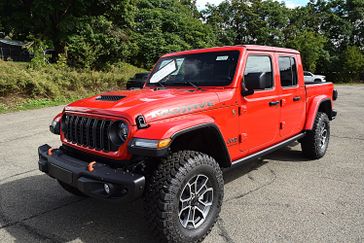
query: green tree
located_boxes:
[131,0,216,68]
[342,46,364,81]
[65,16,130,68]
[287,30,327,72]
[204,0,290,46]
[346,0,364,48]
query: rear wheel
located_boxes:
[301,112,330,159]
[144,150,224,243]
[58,180,87,197]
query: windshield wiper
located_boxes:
[157,81,165,88]
[184,81,201,90]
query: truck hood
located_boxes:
[65,88,221,125]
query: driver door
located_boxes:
[239,54,280,155]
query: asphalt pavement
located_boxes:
[0,85,363,242]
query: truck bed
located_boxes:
[306,82,334,100]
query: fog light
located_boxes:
[104,184,111,194]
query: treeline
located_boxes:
[0,0,363,82]
[203,0,364,82]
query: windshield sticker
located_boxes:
[216,56,229,61]
[150,101,214,118]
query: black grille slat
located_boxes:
[95,120,102,150]
[69,116,75,142]
[74,116,80,144]
[89,119,95,148]
[62,114,117,152]
[85,118,92,147]
[99,120,106,150]
[105,121,111,151]
[66,115,71,139]
[79,117,85,145]
[92,119,98,149]
[64,115,69,140]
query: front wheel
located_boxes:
[144,151,224,243]
[301,112,330,159]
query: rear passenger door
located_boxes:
[278,56,305,138]
[239,54,280,154]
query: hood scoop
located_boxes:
[96,95,125,101]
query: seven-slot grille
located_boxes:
[63,114,116,152]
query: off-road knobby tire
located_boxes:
[301,112,330,159]
[58,180,87,197]
[144,150,224,243]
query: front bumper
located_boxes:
[38,144,145,202]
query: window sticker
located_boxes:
[216,56,229,61]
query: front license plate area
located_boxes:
[49,164,73,184]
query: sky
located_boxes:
[196,0,309,9]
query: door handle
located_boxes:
[269,101,280,106]
[293,96,301,101]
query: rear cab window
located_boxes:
[279,56,298,88]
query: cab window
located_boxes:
[279,56,297,87]
[244,55,273,90]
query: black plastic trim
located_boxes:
[170,123,231,167]
[136,115,149,129]
[127,123,230,165]
[128,145,169,157]
[38,144,145,202]
[96,95,125,101]
[231,133,306,168]
[333,89,338,101]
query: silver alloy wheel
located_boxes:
[320,123,328,149]
[178,174,213,229]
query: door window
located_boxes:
[279,57,297,87]
[244,55,273,90]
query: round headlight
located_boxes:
[118,122,129,142]
[109,121,129,146]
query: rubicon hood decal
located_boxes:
[150,101,214,118]
[65,88,221,124]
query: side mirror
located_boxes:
[241,88,254,96]
[244,72,271,90]
[241,78,254,96]
[241,77,255,96]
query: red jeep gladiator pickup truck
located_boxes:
[39,45,337,242]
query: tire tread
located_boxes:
[144,150,224,243]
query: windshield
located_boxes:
[147,51,240,86]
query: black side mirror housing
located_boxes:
[244,72,271,90]
[241,88,254,96]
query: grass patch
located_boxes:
[0,61,145,113]
[0,96,84,113]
